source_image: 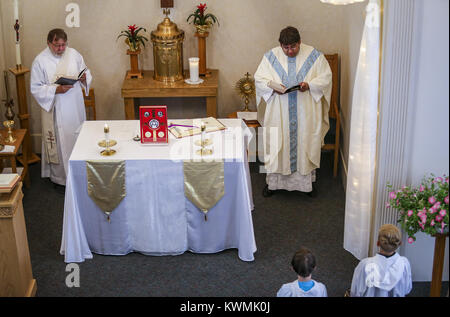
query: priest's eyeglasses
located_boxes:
[281,43,299,51]
[50,42,67,49]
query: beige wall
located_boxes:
[0,0,365,174]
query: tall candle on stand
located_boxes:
[14,0,21,66]
[189,57,199,82]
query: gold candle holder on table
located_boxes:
[3,120,16,143]
[195,122,213,156]
[99,124,116,156]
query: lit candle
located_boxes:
[104,123,110,143]
[189,57,199,82]
[200,121,206,146]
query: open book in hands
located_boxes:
[267,80,302,94]
[54,67,87,85]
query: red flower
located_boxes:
[197,3,207,16]
[128,24,137,36]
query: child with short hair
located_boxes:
[350,224,412,297]
[277,247,327,297]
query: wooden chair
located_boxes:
[82,88,96,120]
[322,54,340,178]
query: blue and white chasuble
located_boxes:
[254,44,332,191]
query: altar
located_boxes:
[60,119,256,263]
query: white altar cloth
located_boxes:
[60,119,256,262]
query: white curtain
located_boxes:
[343,0,381,260]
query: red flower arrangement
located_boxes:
[187,3,219,27]
[117,24,148,51]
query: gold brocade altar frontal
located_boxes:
[86,160,126,222]
[183,161,224,221]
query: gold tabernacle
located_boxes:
[151,10,185,83]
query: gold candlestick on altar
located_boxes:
[99,124,116,156]
[196,122,213,156]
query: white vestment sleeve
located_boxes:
[397,259,412,296]
[308,54,332,104]
[254,55,275,106]
[30,59,57,112]
[350,261,366,297]
[276,284,290,297]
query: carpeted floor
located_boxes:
[20,152,447,297]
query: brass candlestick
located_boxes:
[3,120,16,143]
[99,124,116,156]
[195,122,213,156]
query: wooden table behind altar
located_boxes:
[121,69,219,120]
[0,128,30,187]
[60,119,256,263]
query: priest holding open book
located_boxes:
[30,28,92,186]
[254,26,332,197]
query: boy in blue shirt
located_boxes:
[277,247,327,297]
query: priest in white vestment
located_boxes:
[31,28,92,186]
[254,26,332,197]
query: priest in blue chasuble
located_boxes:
[254,26,332,197]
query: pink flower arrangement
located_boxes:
[387,174,449,243]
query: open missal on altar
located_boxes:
[268,80,302,94]
[0,173,20,193]
[54,67,87,85]
[168,117,226,138]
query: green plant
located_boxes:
[387,174,449,243]
[117,24,148,51]
[186,3,219,26]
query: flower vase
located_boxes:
[194,25,211,77]
[126,49,143,79]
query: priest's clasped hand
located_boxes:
[80,73,87,86]
[55,85,73,94]
[299,82,309,92]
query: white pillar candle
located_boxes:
[14,0,19,20]
[189,57,199,82]
[104,123,110,142]
[15,43,21,66]
[14,0,20,66]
